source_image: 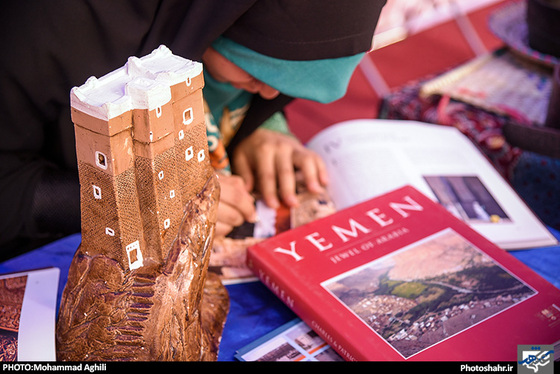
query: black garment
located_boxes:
[224,0,387,60]
[0,0,385,252]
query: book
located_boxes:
[420,48,552,126]
[235,318,343,362]
[0,267,59,361]
[246,185,560,361]
[306,119,557,250]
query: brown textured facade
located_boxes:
[56,46,228,361]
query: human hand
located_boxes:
[214,173,258,237]
[232,128,329,209]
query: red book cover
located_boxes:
[246,186,560,361]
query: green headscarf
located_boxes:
[210,36,364,104]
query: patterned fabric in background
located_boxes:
[379,76,560,231]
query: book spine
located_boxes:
[246,250,369,361]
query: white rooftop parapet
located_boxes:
[70,45,203,121]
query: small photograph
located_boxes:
[322,229,535,359]
[0,275,27,362]
[254,340,305,362]
[424,175,510,224]
[210,186,335,283]
[287,325,328,355]
[236,319,342,361]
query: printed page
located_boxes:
[0,267,59,361]
[235,319,342,361]
[306,119,557,250]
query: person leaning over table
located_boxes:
[0,0,386,252]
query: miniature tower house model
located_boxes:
[56,46,228,361]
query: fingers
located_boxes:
[233,135,283,209]
[219,173,257,220]
[257,143,328,209]
[254,141,281,209]
[295,150,329,194]
[215,173,257,236]
[231,151,255,193]
[215,202,245,236]
[215,220,237,237]
[232,128,330,210]
[274,143,298,208]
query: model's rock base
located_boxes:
[56,174,229,361]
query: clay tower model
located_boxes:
[56,46,229,361]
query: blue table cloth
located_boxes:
[0,228,558,361]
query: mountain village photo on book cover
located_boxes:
[247,186,560,361]
[322,227,534,359]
